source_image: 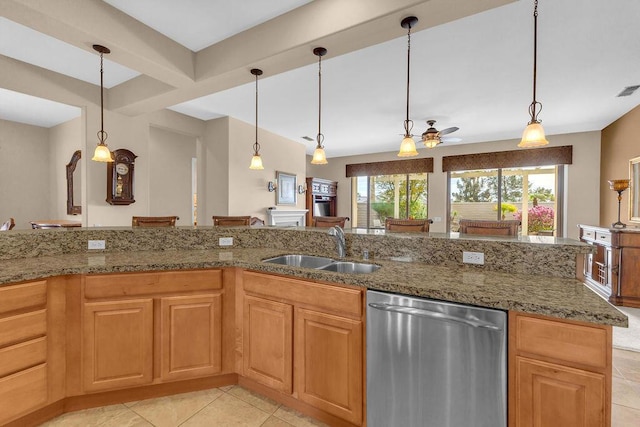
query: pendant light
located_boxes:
[311,47,328,165]
[397,16,419,157]
[91,44,114,162]
[518,0,549,148]
[249,68,265,170]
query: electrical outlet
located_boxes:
[433,217,442,222]
[463,251,484,265]
[219,237,233,246]
[88,240,105,250]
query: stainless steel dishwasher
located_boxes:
[367,290,507,427]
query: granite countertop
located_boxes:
[0,247,626,327]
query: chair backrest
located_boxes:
[132,216,179,227]
[312,216,349,228]
[212,215,251,226]
[384,218,432,232]
[458,219,521,236]
[0,218,15,231]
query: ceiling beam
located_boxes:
[109,0,514,115]
[1,0,195,87]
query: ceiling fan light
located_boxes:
[91,143,113,162]
[249,154,264,170]
[423,138,440,149]
[311,146,328,164]
[518,121,549,148]
[398,136,418,157]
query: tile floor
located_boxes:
[39,349,640,426]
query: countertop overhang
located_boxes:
[0,247,626,327]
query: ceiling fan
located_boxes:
[420,120,461,148]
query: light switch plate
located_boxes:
[219,237,233,246]
[463,251,484,265]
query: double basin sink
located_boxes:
[262,254,380,274]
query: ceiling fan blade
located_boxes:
[438,126,459,136]
[440,136,462,143]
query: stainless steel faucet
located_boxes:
[328,226,346,258]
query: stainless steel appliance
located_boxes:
[367,290,507,427]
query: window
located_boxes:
[353,173,428,229]
[443,146,571,237]
[449,165,561,236]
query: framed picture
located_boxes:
[276,171,297,205]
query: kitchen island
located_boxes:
[0,227,626,427]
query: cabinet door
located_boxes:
[294,308,363,426]
[83,299,153,392]
[159,294,222,382]
[514,357,606,427]
[243,295,293,393]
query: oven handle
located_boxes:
[368,302,503,331]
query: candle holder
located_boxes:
[608,179,631,228]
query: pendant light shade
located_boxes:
[249,68,264,170]
[518,0,549,148]
[91,44,114,162]
[397,16,419,158]
[310,47,328,165]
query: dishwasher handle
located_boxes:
[368,302,503,331]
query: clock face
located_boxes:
[115,163,129,175]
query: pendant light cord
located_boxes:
[254,72,259,153]
[317,52,324,147]
[404,22,414,136]
[529,0,542,123]
[98,51,107,143]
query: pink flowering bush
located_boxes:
[514,205,554,233]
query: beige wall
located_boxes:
[49,117,83,220]
[307,131,601,239]
[0,119,52,229]
[228,117,307,222]
[149,126,197,225]
[601,104,640,227]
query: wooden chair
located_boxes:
[458,219,521,236]
[0,218,15,231]
[312,216,350,228]
[132,216,179,227]
[212,216,251,226]
[384,218,433,232]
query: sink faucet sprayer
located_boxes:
[328,226,346,258]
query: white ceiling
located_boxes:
[1,0,639,158]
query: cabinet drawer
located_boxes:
[243,271,363,318]
[514,314,608,370]
[595,232,612,245]
[0,336,46,378]
[581,228,596,242]
[85,269,223,299]
[0,281,46,315]
[0,363,48,425]
[0,309,47,347]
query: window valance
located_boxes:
[442,145,572,172]
[346,158,433,177]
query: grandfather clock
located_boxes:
[106,148,136,205]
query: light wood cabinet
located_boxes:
[81,270,225,393]
[0,280,49,425]
[241,271,364,426]
[82,298,154,392]
[160,294,222,381]
[295,307,363,425]
[515,357,606,427]
[243,295,293,393]
[509,311,611,427]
